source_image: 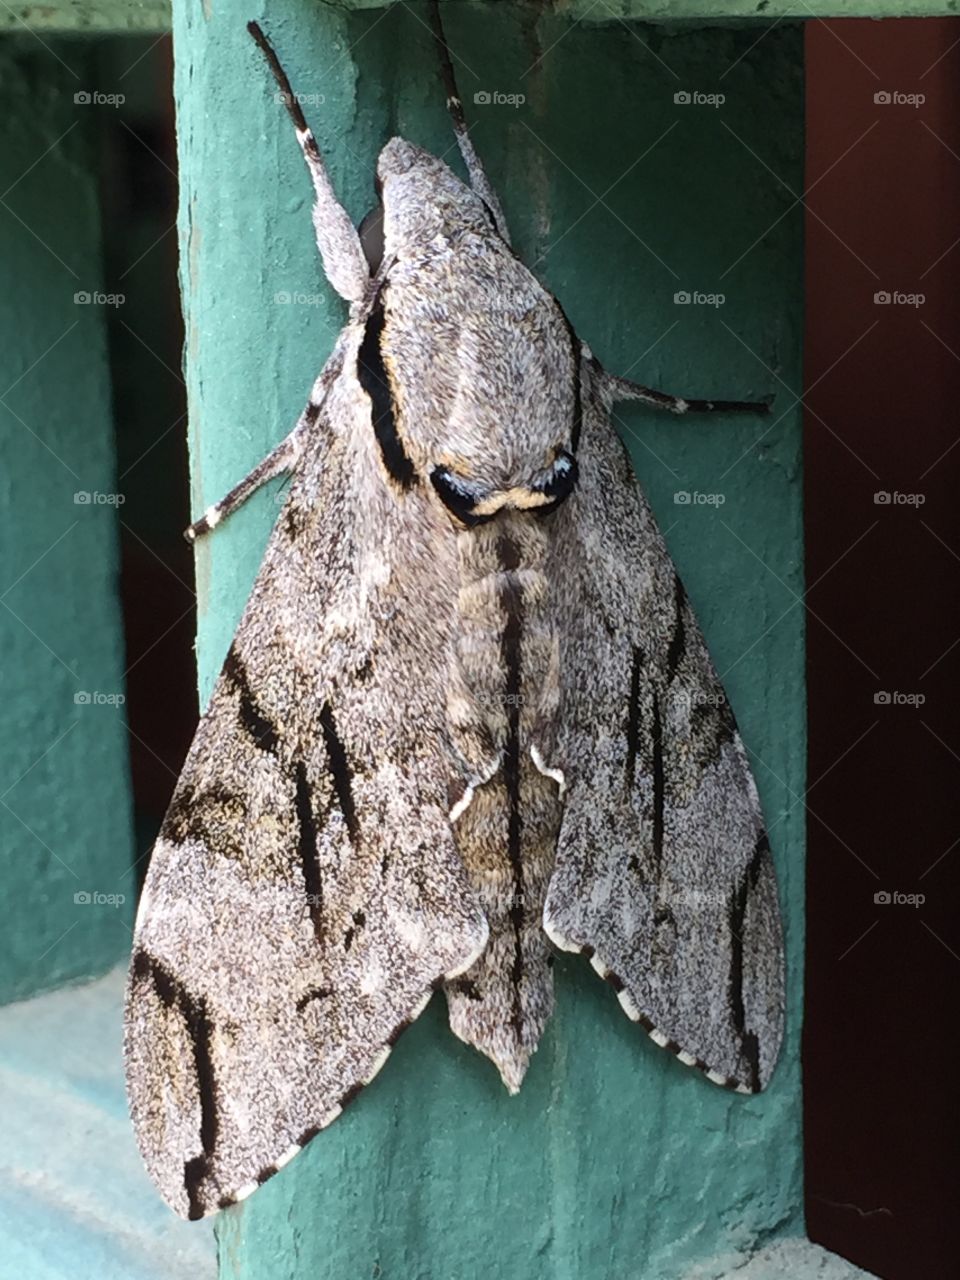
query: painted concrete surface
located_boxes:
[688,1238,880,1278]
[174,3,805,1277]
[8,1,959,34]
[0,40,135,1006]
[0,968,215,1280]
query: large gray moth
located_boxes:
[125,6,784,1220]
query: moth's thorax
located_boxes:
[376,148,578,526]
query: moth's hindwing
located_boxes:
[124,323,488,1218]
[543,360,784,1094]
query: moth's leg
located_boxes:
[248,21,369,304]
[603,371,770,416]
[185,346,344,542]
[427,0,511,246]
[185,428,302,543]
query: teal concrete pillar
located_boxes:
[172,3,804,1275]
[0,39,135,1004]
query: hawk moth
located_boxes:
[125,5,785,1220]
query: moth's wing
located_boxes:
[543,365,784,1093]
[125,324,487,1219]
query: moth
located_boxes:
[125,5,784,1221]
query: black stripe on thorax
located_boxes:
[357,298,417,490]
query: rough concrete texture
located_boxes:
[0,41,134,1005]
[0,969,215,1279]
[174,2,805,1277]
[11,2,960,34]
[684,1237,880,1278]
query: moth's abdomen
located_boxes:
[443,515,563,1091]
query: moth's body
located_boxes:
[125,13,784,1221]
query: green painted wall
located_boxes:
[8,0,959,33]
[174,2,804,1276]
[0,40,135,1002]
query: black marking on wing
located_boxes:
[625,644,643,789]
[133,948,218,1220]
[319,704,360,846]
[294,760,323,942]
[666,576,687,680]
[450,977,483,1001]
[358,299,417,490]
[295,984,332,1013]
[223,646,281,755]
[651,694,665,878]
[727,831,768,1093]
[161,782,247,853]
[498,535,527,1042]
[343,909,366,952]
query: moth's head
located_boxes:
[369,137,497,262]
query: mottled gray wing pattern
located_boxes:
[543,361,784,1093]
[125,323,488,1219]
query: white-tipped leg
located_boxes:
[186,346,345,542]
[602,370,770,417]
[427,0,511,246]
[185,428,301,543]
[248,22,370,304]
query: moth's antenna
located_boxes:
[426,0,511,245]
[246,19,369,304]
[248,20,311,136]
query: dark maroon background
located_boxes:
[804,18,960,1278]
